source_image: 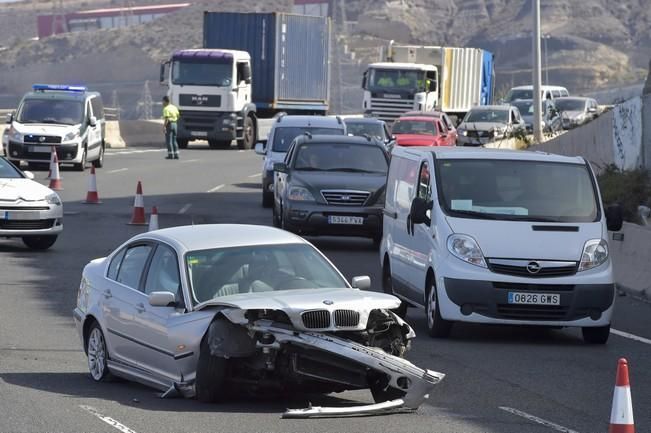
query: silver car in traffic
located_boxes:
[73,224,443,416]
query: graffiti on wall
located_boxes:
[613,96,643,170]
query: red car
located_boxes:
[392,116,456,147]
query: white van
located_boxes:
[380,146,623,344]
[505,85,569,103]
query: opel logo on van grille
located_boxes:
[38,136,46,143]
[526,261,542,274]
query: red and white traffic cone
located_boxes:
[128,181,147,225]
[48,147,63,191]
[609,358,635,433]
[84,166,102,204]
[148,206,159,231]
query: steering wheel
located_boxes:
[274,276,311,290]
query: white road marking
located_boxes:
[180,159,200,164]
[237,150,245,153]
[107,149,164,155]
[499,407,580,433]
[79,405,138,433]
[248,173,261,178]
[178,203,192,214]
[206,184,225,193]
[106,168,128,174]
[611,328,651,345]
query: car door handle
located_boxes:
[135,303,146,313]
[102,289,112,299]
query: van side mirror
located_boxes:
[409,197,432,228]
[148,291,177,307]
[351,276,371,290]
[273,162,288,173]
[88,116,97,127]
[605,204,623,232]
[254,141,267,155]
[6,112,13,124]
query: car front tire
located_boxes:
[582,325,610,344]
[195,339,229,403]
[92,143,104,168]
[22,235,57,250]
[262,191,273,208]
[426,279,452,338]
[74,148,87,171]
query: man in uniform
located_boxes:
[162,96,180,159]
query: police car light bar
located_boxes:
[32,84,87,92]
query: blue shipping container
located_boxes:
[203,12,331,112]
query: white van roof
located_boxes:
[510,85,569,92]
[392,146,586,165]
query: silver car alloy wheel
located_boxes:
[87,327,107,381]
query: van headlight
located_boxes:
[63,131,80,142]
[45,193,62,206]
[447,234,487,268]
[9,127,22,142]
[578,239,608,272]
[288,186,315,202]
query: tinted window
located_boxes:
[107,248,126,280]
[417,162,431,199]
[116,245,153,289]
[464,109,509,123]
[90,96,104,118]
[144,245,181,297]
[17,99,84,125]
[272,126,344,152]
[0,158,23,179]
[345,122,385,140]
[294,142,388,174]
[436,159,598,222]
[172,60,232,86]
[555,99,586,111]
[392,120,437,135]
[506,89,533,101]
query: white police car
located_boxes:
[5,84,105,171]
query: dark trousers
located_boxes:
[165,122,179,156]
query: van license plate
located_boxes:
[29,145,51,153]
[190,131,207,137]
[328,216,363,225]
[508,292,560,305]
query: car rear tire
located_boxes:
[272,202,281,227]
[86,323,113,382]
[74,149,87,171]
[92,143,104,168]
[382,261,407,318]
[582,325,610,344]
[426,278,452,338]
[22,235,57,250]
[237,116,255,150]
[178,139,189,149]
[262,191,273,208]
[195,339,229,403]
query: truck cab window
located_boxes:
[417,162,431,200]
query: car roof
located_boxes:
[273,115,344,128]
[396,116,437,122]
[510,85,568,91]
[468,105,511,111]
[22,90,100,102]
[402,111,445,118]
[134,224,307,252]
[393,146,586,164]
[293,134,386,147]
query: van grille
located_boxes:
[333,310,360,327]
[23,135,61,144]
[321,190,370,206]
[301,310,331,329]
[488,259,577,278]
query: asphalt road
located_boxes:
[1,145,650,433]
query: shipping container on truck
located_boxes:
[203,12,331,117]
[362,43,494,123]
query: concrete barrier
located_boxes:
[611,222,651,299]
[105,121,125,149]
[118,120,165,148]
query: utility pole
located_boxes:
[532,0,543,143]
[542,34,550,85]
[139,81,153,120]
[111,90,121,121]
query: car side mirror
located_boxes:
[410,197,432,227]
[274,162,288,173]
[88,116,97,127]
[254,141,267,155]
[23,170,34,180]
[6,112,13,124]
[605,204,623,232]
[351,275,371,290]
[588,107,597,113]
[148,291,177,307]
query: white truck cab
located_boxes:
[5,84,105,171]
[381,146,623,344]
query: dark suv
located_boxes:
[273,134,389,245]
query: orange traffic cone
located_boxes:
[609,358,635,433]
[84,166,102,204]
[128,181,147,225]
[148,206,159,231]
[48,147,63,191]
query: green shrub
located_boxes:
[597,165,651,222]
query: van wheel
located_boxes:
[74,149,87,171]
[92,143,104,168]
[582,325,610,344]
[426,279,452,338]
[382,263,407,318]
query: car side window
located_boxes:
[90,96,104,119]
[443,114,453,130]
[437,120,447,134]
[417,162,431,200]
[116,245,153,290]
[552,90,561,98]
[107,248,127,280]
[144,244,181,298]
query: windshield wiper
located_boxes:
[295,167,322,171]
[324,168,380,173]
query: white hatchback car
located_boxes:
[380,146,623,344]
[0,156,63,249]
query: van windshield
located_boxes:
[17,99,83,125]
[436,159,599,222]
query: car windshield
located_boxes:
[172,60,233,86]
[17,99,83,125]
[392,119,437,135]
[345,122,385,140]
[506,89,533,101]
[436,159,599,222]
[555,99,586,111]
[368,68,424,91]
[294,142,388,174]
[186,243,348,304]
[272,126,343,152]
[511,100,534,115]
[0,158,23,179]
[464,109,509,123]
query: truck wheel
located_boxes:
[237,116,255,150]
[178,139,188,149]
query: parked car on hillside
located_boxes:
[254,115,346,208]
[555,97,599,129]
[273,135,389,245]
[73,224,444,415]
[510,98,562,134]
[392,116,455,147]
[456,105,526,146]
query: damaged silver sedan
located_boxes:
[73,224,443,416]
